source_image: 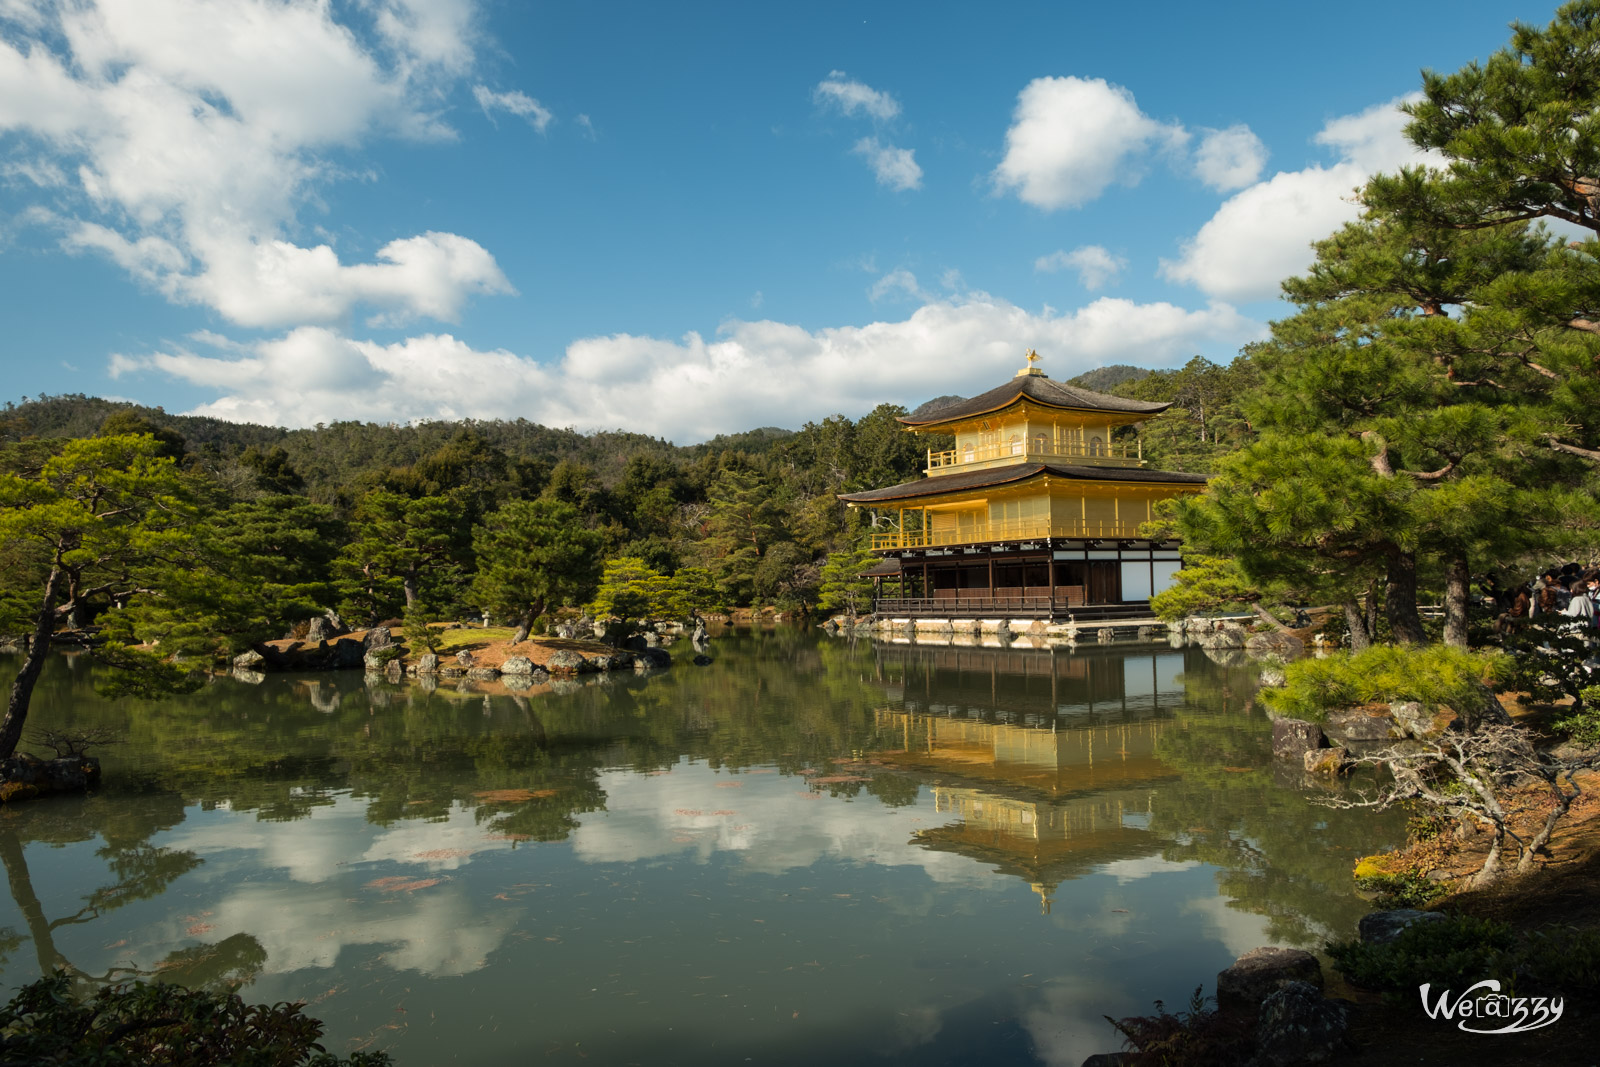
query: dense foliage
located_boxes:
[0,973,390,1066]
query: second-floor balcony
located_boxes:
[869,516,1148,551]
[926,439,1142,473]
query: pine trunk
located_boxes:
[1342,600,1371,652]
[511,612,532,646]
[1517,792,1574,873]
[0,568,62,760]
[1468,828,1504,888]
[403,569,419,609]
[1444,556,1470,649]
[1385,550,1426,645]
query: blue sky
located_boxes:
[0,0,1564,441]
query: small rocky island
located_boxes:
[228,615,693,687]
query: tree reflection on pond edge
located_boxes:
[0,632,1404,1066]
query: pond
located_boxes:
[0,630,1404,1065]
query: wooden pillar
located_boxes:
[1048,549,1056,617]
[922,561,929,602]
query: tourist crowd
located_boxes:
[1494,564,1600,634]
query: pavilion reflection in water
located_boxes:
[873,643,1193,911]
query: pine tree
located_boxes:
[0,435,202,758]
[335,490,470,625]
[471,500,603,644]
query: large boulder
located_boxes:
[1303,746,1350,776]
[362,650,392,670]
[1252,981,1349,1066]
[332,638,365,670]
[1197,621,1249,648]
[500,656,536,675]
[1388,701,1457,741]
[1357,908,1447,945]
[546,649,591,674]
[584,651,634,672]
[1271,718,1325,762]
[363,626,392,651]
[305,616,332,643]
[1320,707,1403,750]
[1246,631,1305,659]
[411,653,440,675]
[1216,947,1322,1016]
[233,649,265,671]
[0,754,102,800]
[467,667,500,681]
[632,648,672,669]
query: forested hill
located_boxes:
[0,356,1258,631]
[2,354,1256,498]
[1,393,797,492]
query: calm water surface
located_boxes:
[0,630,1403,1065]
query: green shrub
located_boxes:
[1518,927,1600,991]
[1261,645,1511,721]
[1331,916,1600,999]
[0,973,390,1066]
[1328,915,1515,993]
[1354,869,1448,909]
[1552,685,1600,745]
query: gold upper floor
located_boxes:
[919,398,1147,476]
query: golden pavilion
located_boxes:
[837,351,1207,619]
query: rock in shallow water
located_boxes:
[1357,908,1446,945]
[1216,946,1322,1016]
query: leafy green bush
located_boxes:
[0,973,390,1066]
[1261,645,1511,721]
[1328,914,1514,993]
[1553,685,1600,745]
[1517,927,1600,990]
[1354,869,1448,909]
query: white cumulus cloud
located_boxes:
[1162,96,1433,302]
[1035,246,1126,290]
[1193,124,1268,191]
[473,85,554,132]
[814,70,901,121]
[992,76,1188,211]
[853,137,923,191]
[115,294,1266,441]
[0,0,510,328]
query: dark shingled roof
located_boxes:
[837,462,1208,504]
[898,374,1170,425]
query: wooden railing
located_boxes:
[869,517,1145,551]
[927,440,1142,471]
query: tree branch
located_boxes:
[1546,435,1600,462]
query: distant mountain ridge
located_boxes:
[1065,365,1152,392]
